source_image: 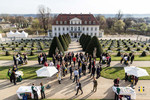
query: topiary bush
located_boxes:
[141,51,147,56]
[116,51,121,56]
[85,36,103,57]
[137,47,140,51]
[126,47,131,51]
[59,35,68,51]
[146,47,149,51]
[48,37,64,57]
[5,51,10,56]
[30,51,34,56]
[21,47,24,51]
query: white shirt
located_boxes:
[74,70,79,76]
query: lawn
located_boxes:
[101,67,150,80]
[0,55,52,60]
[0,66,42,79]
[96,55,150,61]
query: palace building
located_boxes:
[52,14,104,38]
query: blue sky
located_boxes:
[0,0,150,14]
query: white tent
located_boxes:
[16,86,40,99]
[6,30,28,38]
[36,66,58,77]
[21,31,28,37]
[124,66,149,77]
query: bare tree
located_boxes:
[38,5,51,34]
[116,10,123,20]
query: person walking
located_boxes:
[57,71,61,84]
[38,54,41,65]
[73,68,79,83]
[13,55,17,66]
[40,83,45,99]
[91,66,96,78]
[69,65,73,79]
[75,80,83,95]
[92,78,98,92]
[96,66,100,79]
[11,71,16,85]
[8,68,12,83]
[130,54,135,64]
[73,56,76,67]
[31,84,38,100]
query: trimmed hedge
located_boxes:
[85,36,103,57]
[59,35,68,51]
[48,37,64,57]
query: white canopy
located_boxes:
[36,66,58,77]
[7,30,28,38]
[112,86,136,99]
[124,66,149,77]
[16,86,40,99]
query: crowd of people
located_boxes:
[51,51,106,95]
[13,53,28,66]
[120,53,135,65]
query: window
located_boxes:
[87,27,88,31]
[91,33,93,36]
[63,27,65,31]
[56,21,58,24]
[67,27,69,31]
[95,27,97,31]
[93,21,95,24]
[60,21,63,24]
[83,27,85,31]
[71,27,73,31]
[78,27,80,31]
[64,21,67,24]
[55,27,56,31]
[91,27,93,31]
[89,21,91,24]
[85,21,87,24]
[58,27,60,31]
[55,33,57,36]
[95,33,96,36]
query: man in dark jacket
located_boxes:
[75,80,83,95]
[69,65,73,79]
[96,66,100,79]
[11,71,16,85]
[13,55,17,66]
[130,54,134,64]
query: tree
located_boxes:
[123,18,132,32]
[113,20,125,34]
[38,5,51,34]
[48,37,64,57]
[99,16,107,29]
[116,10,123,20]
[86,36,103,57]
[83,35,91,51]
[139,23,147,32]
[106,18,115,29]
[59,35,68,51]
[31,19,40,29]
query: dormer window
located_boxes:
[85,21,87,24]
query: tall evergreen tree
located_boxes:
[48,37,64,57]
[59,35,68,51]
[86,36,103,57]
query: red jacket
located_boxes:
[73,57,76,62]
[44,62,48,66]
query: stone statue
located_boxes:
[93,47,97,58]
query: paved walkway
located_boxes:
[0,40,150,100]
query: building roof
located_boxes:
[52,14,99,25]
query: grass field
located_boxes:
[101,67,150,80]
[0,66,150,80]
[0,66,42,79]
